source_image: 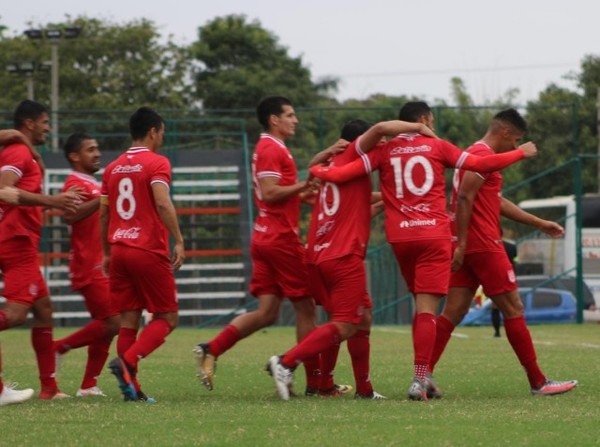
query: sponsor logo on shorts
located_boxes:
[113,227,141,239]
[508,269,516,283]
[29,283,38,297]
[112,164,143,174]
[399,219,436,228]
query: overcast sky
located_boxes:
[2,0,597,105]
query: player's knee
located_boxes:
[5,309,28,327]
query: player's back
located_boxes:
[375,133,459,243]
[102,147,171,258]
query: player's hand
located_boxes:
[51,190,83,213]
[451,246,465,272]
[327,139,349,157]
[418,124,438,139]
[171,242,185,271]
[102,255,110,278]
[518,142,538,159]
[538,220,565,238]
[0,186,19,205]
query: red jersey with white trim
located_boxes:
[306,139,374,264]
[450,141,504,254]
[0,143,43,245]
[101,147,171,258]
[364,133,476,243]
[63,172,103,289]
[251,134,301,245]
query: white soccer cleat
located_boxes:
[0,383,35,406]
[531,379,578,396]
[266,355,294,401]
[76,386,107,397]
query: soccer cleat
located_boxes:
[193,343,216,391]
[39,388,71,400]
[531,379,578,396]
[407,377,429,401]
[305,383,353,397]
[0,383,35,406]
[108,357,137,401]
[355,391,387,400]
[76,386,107,397]
[425,373,443,399]
[266,355,294,401]
[125,390,156,404]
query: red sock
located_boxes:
[504,316,546,388]
[429,315,455,373]
[117,327,138,358]
[208,324,241,358]
[32,327,58,391]
[348,329,373,396]
[318,343,340,391]
[0,311,8,331]
[304,355,322,391]
[412,313,436,380]
[55,320,109,354]
[281,323,340,369]
[123,319,172,369]
[81,337,112,389]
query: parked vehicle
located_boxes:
[461,287,577,326]
[516,275,595,310]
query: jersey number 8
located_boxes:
[116,177,136,220]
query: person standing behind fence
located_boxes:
[53,133,120,397]
[429,108,577,396]
[101,107,185,402]
[194,96,322,393]
[0,100,81,400]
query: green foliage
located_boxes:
[1,326,597,446]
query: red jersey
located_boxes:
[101,147,171,259]
[0,143,43,245]
[450,141,504,254]
[251,134,301,245]
[63,172,103,289]
[306,139,373,264]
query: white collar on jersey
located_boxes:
[260,133,287,148]
[127,147,150,153]
[70,170,99,183]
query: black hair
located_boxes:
[398,101,431,123]
[340,119,372,142]
[493,108,527,133]
[129,106,164,141]
[13,100,48,129]
[63,132,94,164]
[256,96,293,130]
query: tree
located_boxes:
[191,15,332,112]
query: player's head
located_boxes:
[129,106,165,150]
[489,108,527,152]
[13,100,50,146]
[398,101,434,129]
[64,132,101,174]
[256,96,298,138]
[340,119,372,142]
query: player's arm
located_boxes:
[62,197,100,224]
[258,176,313,204]
[500,197,564,237]
[309,156,369,184]
[0,169,80,212]
[455,142,537,173]
[308,139,349,167]
[0,129,30,147]
[0,186,19,204]
[358,120,437,153]
[152,182,185,271]
[99,196,111,277]
[451,171,485,271]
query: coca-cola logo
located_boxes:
[113,227,141,239]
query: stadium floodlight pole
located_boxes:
[24,26,82,152]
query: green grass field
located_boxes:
[1,324,599,446]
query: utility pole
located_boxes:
[597,87,600,192]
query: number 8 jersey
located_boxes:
[101,147,172,258]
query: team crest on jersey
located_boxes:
[29,283,38,297]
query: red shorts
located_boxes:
[308,254,372,324]
[109,245,177,314]
[249,241,310,300]
[391,239,452,295]
[450,250,517,297]
[76,270,119,320]
[0,237,49,306]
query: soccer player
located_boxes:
[194,96,322,393]
[308,101,537,400]
[267,118,437,400]
[102,107,184,402]
[0,100,81,400]
[53,133,120,397]
[429,108,577,396]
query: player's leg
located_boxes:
[349,307,385,399]
[0,344,34,406]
